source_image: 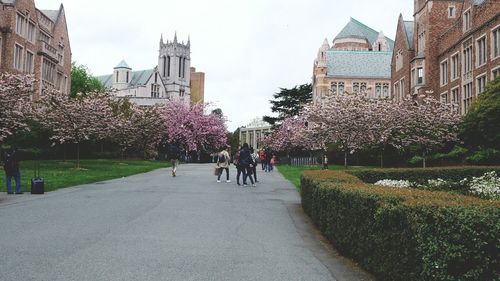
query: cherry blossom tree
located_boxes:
[36,90,116,168]
[160,102,227,152]
[0,73,35,144]
[396,97,461,168]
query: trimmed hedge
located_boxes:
[301,170,500,281]
[348,166,500,194]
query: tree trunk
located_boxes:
[77,142,80,169]
[422,151,426,168]
[380,151,384,168]
[344,151,348,168]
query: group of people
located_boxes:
[258,149,276,172]
[215,143,264,187]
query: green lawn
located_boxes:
[0,159,170,193]
[277,164,369,190]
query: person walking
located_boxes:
[168,143,181,177]
[250,147,259,183]
[239,143,255,187]
[323,154,329,170]
[265,149,273,172]
[232,148,243,186]
[259,149,266,171]
[1,147,22,194]
[216,147,231,183]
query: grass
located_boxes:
[277,164,370,190]
[0,159,170,193]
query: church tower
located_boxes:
[112,60,132,90]
[158,33,191,104]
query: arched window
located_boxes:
[167,56,171,77]
[179,57,183,77]
[163,56,166,77]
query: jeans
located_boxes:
[242,166,254,185]
[217,167,229,181]
[252,165,257,182]
[236,166,243,185]
[6,170,21,193]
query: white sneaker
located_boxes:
[252,184,256,187]
[226,180,231,183]
[217,180,221,183]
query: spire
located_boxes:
[174,32,178,43]
[160,33,164,45]
[187,35,191,47]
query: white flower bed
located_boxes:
[374,179,413,188]
[374,171,500,200]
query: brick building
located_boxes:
[312,18,394,104]
[0,0,71,99]
[392,0,500,115]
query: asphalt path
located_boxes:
[0,164,374,281]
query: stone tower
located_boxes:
[158,33,191,103]
[112,60,132,90]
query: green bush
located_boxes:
[301,170,500,281]
[466,148,500,165]
[348,166,500,194]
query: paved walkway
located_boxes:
[0,164,374,281]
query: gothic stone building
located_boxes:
[0,0,72,99]
[392,0,500,114]
[312,18,394,104]
[97,35,205,107]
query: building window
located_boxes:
[353,82,360,93]
[151,84,160,98]
[417,30,425,55]
[162,56,166,77]
[383,83,389,98]
[27,22,36,42]
[448,6,456,18]
[493,27,500,59]
[463,42,473,78]
[13,44,23,70]
[126,71,130,83]
[463,82,473,113]
[167,56,171,77]
[42,58,56,84]
[182,58,186,78]
[115,71,119,83]
[16,13,25,37]
[477,75,487,95]
[179,57,182,77]
[441,92,449,104]
[451,53,460,80]
[360,82,367,93]
[394,82,399,100]
[338,82,345,95]
[463,9,471,32]
[330,82,337,95]
[39,31,51,44]
[417,67,424,85]
[493,67,500,79]
[396,49,403,71]
[25,50,34,73]
[375,83,381,98]
[400,78,405,100]
[476,36,487,67]
[440,60,448,86]
[451,87,460,114]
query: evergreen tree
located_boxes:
[263,83,312,126]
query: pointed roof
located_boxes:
[334,17,395,51]
[96,69,155,88]
[40,9,59,22]
[326,50,392,79]
[404,21,414,49]
[114,60,131,69]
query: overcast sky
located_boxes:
[38,0,413,131]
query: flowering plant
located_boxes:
[467,171,500,199]
[374,179,414,188]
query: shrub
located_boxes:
[466,148,500,165]
[301,170,500,281]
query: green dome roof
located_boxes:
[114,60,131,69]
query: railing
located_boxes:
[290,156,320,166]
[39,41,58,62]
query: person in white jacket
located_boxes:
[216,147,231,183]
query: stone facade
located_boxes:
[312,18,394,104]
[239,118,272,150]
[392,0,499,114]
[0,0,72,99]
[97,35,205,107]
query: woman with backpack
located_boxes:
[232,147,243,186]
[250,147,259,183]
[216,147,231,183]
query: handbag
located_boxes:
[213,167,220,176]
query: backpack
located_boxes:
[232,151,240,165]
[217,153,226,163]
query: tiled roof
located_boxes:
[335,17,395,51]
[96,69,154,88]
[404,21,414,49]
[0,0,16,4]
[326,50,392,79]
[40,10,59,22]
[115,60,131,69]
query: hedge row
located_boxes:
[300,170,500,281]
[348,166,500,194]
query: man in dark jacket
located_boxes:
[2,147,23,194]
[168,143,181,177]
[239,143,255,187]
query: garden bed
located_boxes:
[300,169,500,281]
